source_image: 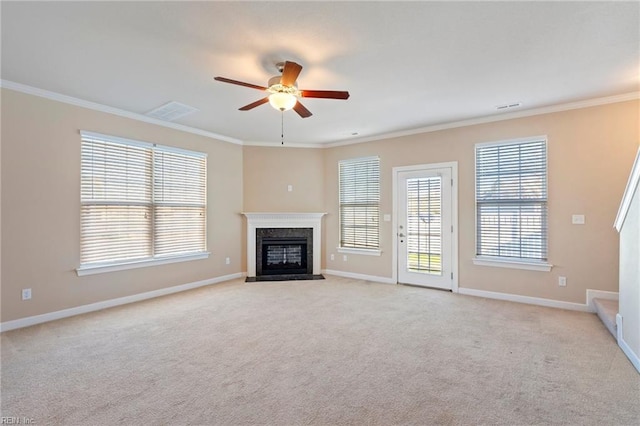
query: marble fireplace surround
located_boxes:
[242,213,325,278]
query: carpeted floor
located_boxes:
[1,275,639,425]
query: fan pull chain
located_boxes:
[281,112,284,145]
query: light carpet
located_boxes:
[1,276,639,425]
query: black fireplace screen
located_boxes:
[261,238,308,275]
[256,227,313,276]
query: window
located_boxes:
[79,131,207,273]
[339,156,380,252]
[475,137,548,265]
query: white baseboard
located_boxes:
[322,273,593,312]
[616,314,640,374]
[586,289,619,313]
[0,273,243,333]
[322,269,396,285]
[457,287,591,312]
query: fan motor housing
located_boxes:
[268,76,281,87]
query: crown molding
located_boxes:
[2,79,637,149]
[0,80,243,145]
[242,140,325,149]
[324,91,640,148]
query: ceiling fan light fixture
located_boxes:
[214,60,348,118]
[268,92,297,111]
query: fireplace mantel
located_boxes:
[242,213,326,278]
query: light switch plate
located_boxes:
[572,214,585,225]
[383,214,391,222]
[22,288,32,300]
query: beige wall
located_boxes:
[243,146,325,213]
[324,101,639,304]
[1,89,244,322]
[2,88,638,324]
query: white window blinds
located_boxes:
[153,149,206,257]
[80,132,206,266]
[406,176,442,274]
[475,138,547,261]
[339,156,380,250]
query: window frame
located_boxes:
[473,136,552,272]
[338,156,381,256]
[76,131,209,276]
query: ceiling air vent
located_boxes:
[496,102,522,111]
[145,101,199,121]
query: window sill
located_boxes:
[472,256,552,272]
[76,252,210,276]
[337,247,381,256]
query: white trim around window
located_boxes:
[475,136,549,266]
[76,252,211,276]
[337,247,381,256]
[472,256,552,272]
[78,131,208,275]
[338,156,381,251]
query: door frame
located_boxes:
[392,161,459,292]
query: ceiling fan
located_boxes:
[214,61,349,118]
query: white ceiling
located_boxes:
[2,1,638,147]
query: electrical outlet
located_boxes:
[22,288,32,300]
[330,254,335,261]
[343,255,348,262]
[287,185,293,192]
[558,276,567,287]
[225,257,230,265]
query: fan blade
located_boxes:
[300,90,350,100]
[214,76,267,91]
[281,61,303,86]
[239,97,269,111]
[293,101,312,118]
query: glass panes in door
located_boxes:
[406,176,442,275]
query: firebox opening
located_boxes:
[261,237,308,275]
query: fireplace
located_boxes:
[256,228,312,276]
[243,212,326,281]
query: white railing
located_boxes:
[615,146,640,232]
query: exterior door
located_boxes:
[397,167,453,289]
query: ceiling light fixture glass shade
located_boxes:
[269,92,297,111]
